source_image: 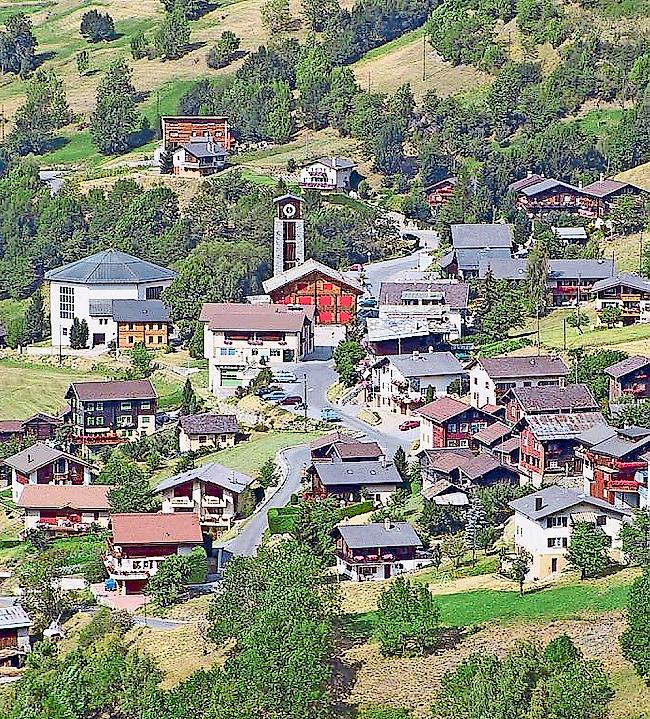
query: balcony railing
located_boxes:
[203,496,227,508]
[170,496,194,507]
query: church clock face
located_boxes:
[282,203,297,218]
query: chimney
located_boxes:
[535,496,543,512]
[381,454,387,468]
[27,453,31,463]
[428,346,433,353]
[412,350,419,360]
[526,171,532,178]
[384,516,392,531]
[599,172,604,182]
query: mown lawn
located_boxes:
[511,305,650,353]
[155,430,323,481]
[0,358,99,420]
[345,574,633,637]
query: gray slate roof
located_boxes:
[88,299,114,317]
[388,351,464,379]
[111,299,170,323]
[526,412,606,441]
[576,424,650,459]
[378,281,469,310]
[605,355,650,379]
[520,179,582,196]
[507,384,597,414]
[314,460,402,487]
[592,273,650,294]
[336,521,422,549]
[473,355,569,379]
[450,224,513,249]
[456,247,512,272]
[509,485,632,520]
[154,461,254,494]
[0,605,31,629]
[45,250,177,285]
[2,442,90,474]
[180,141,227,158]
[179,413,239,436]
[552,227,588,241]
[478,258,615,281]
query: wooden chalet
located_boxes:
[160,116,232,152]
[424,177,457,209]
[605,355,650,404]
[262,258,364,325]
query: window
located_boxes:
[596,515,607,526]
[459,423,468,432]
[129,323,135,330]
[220,348,229,356]
[157,336,163,344]
[448,423,457,432]
[146,286,162,300]
[62,327,68,336]
[547,537,565,548]
[54,459,66,474]
[121,402,132,411]
[87,417,95,427]
[141,401,151,410]
[546,516,568,528]
[59,286,74,319]
[141,416,150,424]
[96,402,103,411]
[128,336,134,344]
[87,403,95,412]
[270,349,281,357]
[118,415,132,426]
[148,336,154,344]
[199,435,207,444]
[95,416,104,426]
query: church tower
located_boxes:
[273,194,305,276]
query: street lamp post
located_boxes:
[303,373,308,431]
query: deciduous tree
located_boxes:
[620,569,650,684]
[147,553,192,606]
[566,521,611,579]
[620,508,650,566]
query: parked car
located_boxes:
[265,390,287,402]
[255,385,282,397]
[280,395,304,406]
[348,263,363,272]
[399,419,420,431]
[360,297,377,308]
[320,408,341,422]
[273,370,298,383]
[357,308,379,319]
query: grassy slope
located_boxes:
[511,303,650,355]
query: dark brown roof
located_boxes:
[68,379,157,402]
[494,437,520,454]
[582,179,630,198]
[111,512,203,545]
[508,174,545,192]
[605,355,650,379]
[200,303,315,332]
[17,484,112,511]
[378,281,469,309]
[179,413,239,436]
[335,441,383,461]
[417,397,484,423]
[424,177,457,192]
[0,420,23,434]
[472,421,511,446]
[508,384,597,414]
[473,355,569,379]
[422,448,505,481]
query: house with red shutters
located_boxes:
[104,513,204,595]
[0,413,63,444]
[417,397,498,450]
[576,424,650,510]
[263,258,363,325]
[4,443,95,502]
[605,355,650,404]
[17,484,112,536]
[518,411,607,487]
[423,177,457,209]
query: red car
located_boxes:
[348,263,363,272]
[399,419,420,431]
[280,395,304,406]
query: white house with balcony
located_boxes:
[370,351,465,414]
[467,355,570,408]
[154,462,254,534]
[45,250,176,348]
[298,156,356,191]
[200,302,315,390]
[508,486,631,581]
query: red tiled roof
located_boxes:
[417,397,477,423]
[111,512,203,545]
[69,379,157,402]
[17,484,113,510]
[200,303,315,332]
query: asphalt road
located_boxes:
[219,251,424,558]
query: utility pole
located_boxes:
[640,233,644,275]
[303,373,308,432]
[422,32,426,82]
[576,275,581,333]
[563,317,567,351]
[59,324,62,366]
[536,307,540,355]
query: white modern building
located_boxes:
[45,250,176,348]
[298,156,356,191]
[509,486,632,580]
[200,302,315,390]
[370,351,465,414]
[467,355,570,408]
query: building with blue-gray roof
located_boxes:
[45,249,176,348]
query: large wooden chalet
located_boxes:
[262,258,364,325]
[605,355,650,404]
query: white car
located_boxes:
[273,371,298,383]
